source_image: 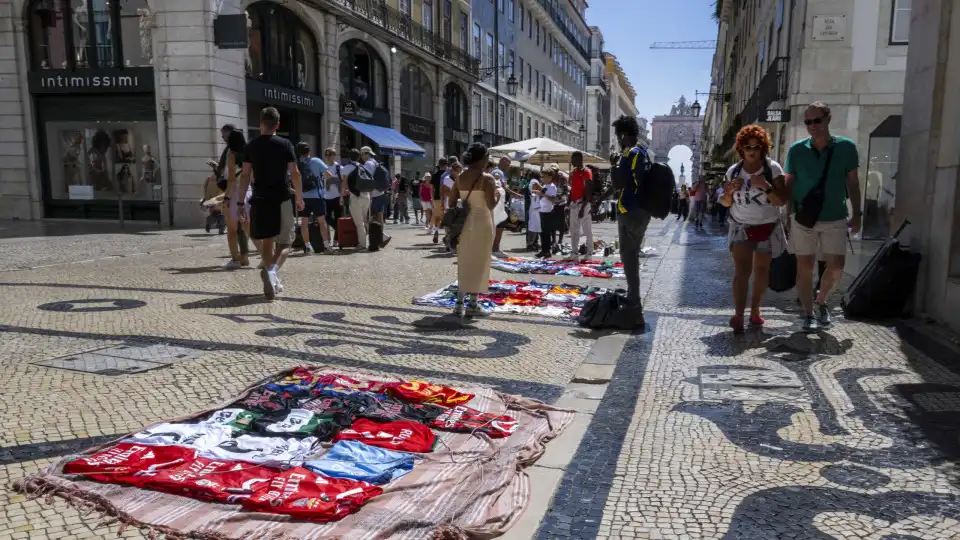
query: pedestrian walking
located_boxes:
[785,101,862,332]
[568,151,594,260]
[420,173,433,228]
[535,169,560,259]
[295,141,330,254]
[221,129,253,269]
[321,148,343,247]
[430,158,448,242]
[450,143,497,318]
[678,185,690,221]
[719,125,789,333]
[237,107,304,300]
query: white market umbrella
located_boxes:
[490,137,608,168]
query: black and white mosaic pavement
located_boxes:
[541,219,960,539]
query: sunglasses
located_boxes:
[804,116,826,126]
[742,144,763,152]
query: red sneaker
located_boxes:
[749,315,765,327]
[729,315,745,334]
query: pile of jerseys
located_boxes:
[62,370,517,522]
[413,280,626,319]
[491,257,626,279]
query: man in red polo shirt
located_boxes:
[567,151,594,260]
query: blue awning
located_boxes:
[343,120,427,157]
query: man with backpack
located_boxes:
[785,101,862,332]
[295,142,330,254]
[343,148,372,250]
[601,115,674,327]
[359,146,392,251]
[392,173,410,224]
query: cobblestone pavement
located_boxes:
[537,219,960,539]
[0,219,635,540]
[6,215,960,540]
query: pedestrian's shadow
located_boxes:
[162,266,240,275]
[410,314,476,331]
[700,328,855,359]
[179,295,272,309]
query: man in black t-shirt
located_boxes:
[237,107,304,300]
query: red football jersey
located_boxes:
[142,457,278,503]
[429,405,518,438]
[388,380,474,406]
[241,467,383,521]
[63,443,196,487]
[333,418,436,453]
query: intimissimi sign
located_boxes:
[28,68,155,94]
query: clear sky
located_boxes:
[586,0,718,182]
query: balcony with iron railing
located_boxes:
[588,76,609,92]
[717,57,789,157]
[320,0,480,77]
[473,129,515,147]
[531,0,590,61]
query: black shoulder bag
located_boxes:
[441,174,483,249]
[794,143,834,229]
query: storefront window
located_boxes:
[119,0,152,67]
[28,0,153,69]
[29,0,68,69]
[339,40,388,111]
[245,2,318,92]
[400,65,434,119]
[863,116,901,239]
[44,120,160,202]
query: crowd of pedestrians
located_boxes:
[201,104,862,335]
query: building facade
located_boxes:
[895,0,960,332]
[702,0,910,241]
[5,0,478,227]
[585,25,607,157]
[511,0,590,150]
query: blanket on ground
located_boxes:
[14,365,573,540]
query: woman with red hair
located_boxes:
[718,124,789,333]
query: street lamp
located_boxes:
[579,125,586,151]
[506,73,518,96]
[691,99,702,117]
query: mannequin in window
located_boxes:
[72,0,88,68]
[113,130,135,164]
[137,7,154,65]
[116,163,135,195]
[62,131,85,190]
[88,130,112,192]
[141,144,160,186]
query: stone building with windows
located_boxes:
[510,0,591,150]
[895,0,960,332]
[702,0,911,241]
[2,0,477,226]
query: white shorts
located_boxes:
[791,217,847,256]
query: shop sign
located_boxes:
[812,15,846,41]
[401,114,435,142]
[246,79,324,114]
[214,14,249,49]
[28,68,155,94]
[761,109,791,123]
[341,100,358,116]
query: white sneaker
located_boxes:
[493,250,508,259]
[275,276,284,294]
[223,260,242,270]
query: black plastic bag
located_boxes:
[577,292,638,330]
[769,250,797,292]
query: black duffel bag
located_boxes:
[769,250,797,292]
[577,292,638,330]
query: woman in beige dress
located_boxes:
[448,143,497,318]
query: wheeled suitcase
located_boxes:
[841,220,921,319]
[337,217,358,249]
[367,221,383,252]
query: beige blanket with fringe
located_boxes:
[15,365,573,540]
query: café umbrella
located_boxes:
[489,137,609,169]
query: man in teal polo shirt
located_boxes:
[785,101,862,332]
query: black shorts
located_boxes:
[250,198,295,244]
[298,198,325,218]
